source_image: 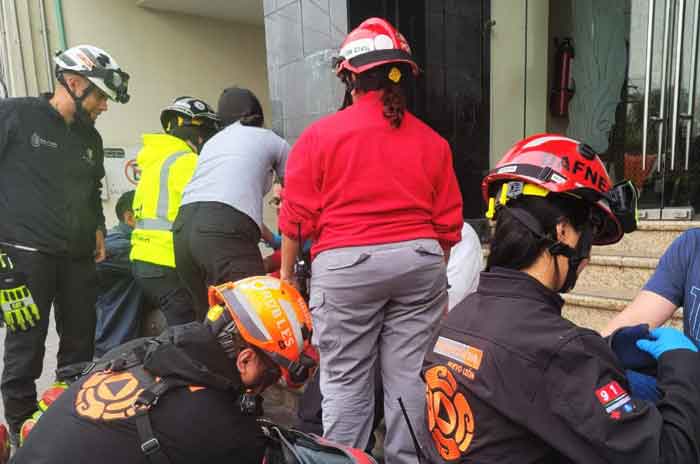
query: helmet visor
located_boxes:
[605,180,638,234]
[84,68,130,103]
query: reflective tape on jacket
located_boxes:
[131,148,194,268]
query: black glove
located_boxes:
[609,324,656,371]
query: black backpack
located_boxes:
[259,419,377,464]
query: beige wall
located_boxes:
[5,1,269,226]
[11,0,269,148]
[490,0,549,165]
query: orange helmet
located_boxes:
[335,17,418,76]
[206,276,317,389]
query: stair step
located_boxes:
[595,221,698,257]
[563,286,683,333]
[577,254,658,291]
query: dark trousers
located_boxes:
[173,202,265,320]
[1,248,96,433]
[132,260,195,327]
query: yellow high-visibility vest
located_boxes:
[130,133,197,268]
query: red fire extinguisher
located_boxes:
[551,38,575,117]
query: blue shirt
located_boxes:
[94,222,144,357]
[644,228,700,342]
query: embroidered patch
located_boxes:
[433,336,483,371]
[75,371,144,421]
[425,365,475,460]
[595,381,633,416]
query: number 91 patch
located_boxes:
[595,381,635,420]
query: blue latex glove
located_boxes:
[625,369,661,403]
[610,324,656,369]
[302,239,312,254]
[268,233,282,250]
[636,327,698,359]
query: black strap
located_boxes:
[133,377,191,464]
[134,410,171,464]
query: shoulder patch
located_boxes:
[434,336,483,371]
[425,365,476,460]
[595,381,634,418]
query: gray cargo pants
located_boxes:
[310,239,446,464]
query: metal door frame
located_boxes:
[639,0,700,220]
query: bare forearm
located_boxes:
[602,290,678,336]
[280,234,300,282]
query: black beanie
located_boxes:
[217,87,264,127]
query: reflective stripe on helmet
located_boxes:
[223,287,272,342]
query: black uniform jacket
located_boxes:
[422,267,700,464]
[0,95,105,258]
[13,323,267,464]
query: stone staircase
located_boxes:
[562,220,696,332]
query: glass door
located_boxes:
[624,0,700,219]
[550,0,700,219]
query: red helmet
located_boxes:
[335,17,418,76]
[482,134,638,245]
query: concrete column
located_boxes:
[263,0,348,145]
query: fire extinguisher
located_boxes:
[551,38,575,117]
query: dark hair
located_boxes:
[349,63,410,128]
[487,193,591,270]
[115,190,135,223]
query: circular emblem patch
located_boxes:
[425,365,475,460]
[75,371,144,421]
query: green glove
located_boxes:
[0,250,12,271]
[0,266,40,331]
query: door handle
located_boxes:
[670,0,687,170]
[642,0,656,170]
[654,0,674,172]
[684,0,700,170]
[644,0,673,172]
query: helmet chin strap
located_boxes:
[57,72,96,126]
[505,207,592,293]
[547,224,592,293]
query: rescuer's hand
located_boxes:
[0,271,40,331]
[636,327,698,359]
[95,229,106,263]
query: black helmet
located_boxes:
[160,96,220,132]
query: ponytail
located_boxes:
[381,81,406,128]
[344,63,411,128]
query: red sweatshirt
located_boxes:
[279,91,463,259]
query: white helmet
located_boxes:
[54,45,130,103]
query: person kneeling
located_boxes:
[13,276,317,464]
[422,135,700,463]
